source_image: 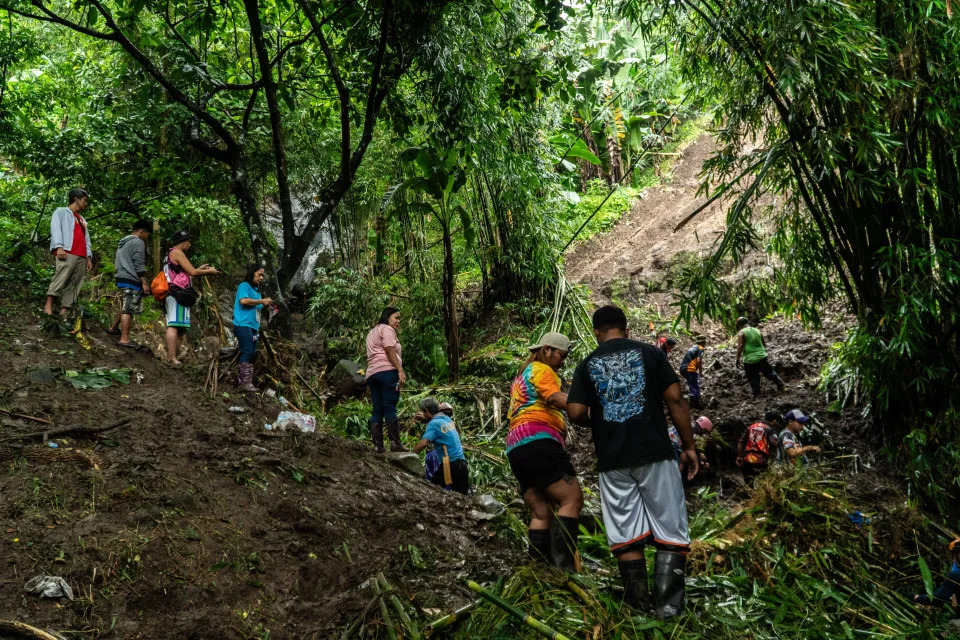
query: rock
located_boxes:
[27,366,55,386]
[199,336,222,362]
[324,336,354,363]
[386,451,423,476]
[468,509,496,521]
[328,359,367,398]
[945,619,960,637]
[475,494,504,515]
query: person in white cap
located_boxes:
[506,330,583,573]
[777,409,820,464]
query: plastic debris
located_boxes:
[848,511,871,528]
[47,442,58,449]
[227,406,247,413]
[24,575,74,600]
[266,411,316,433]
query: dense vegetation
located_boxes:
[3,0,960,637]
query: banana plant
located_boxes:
[383,145,473,380]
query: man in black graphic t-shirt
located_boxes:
[567,305,697,619]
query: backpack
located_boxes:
[743,422,772,464]
[151,270,169,302]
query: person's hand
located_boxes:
[206,267,220,275]
[86,258,93,272]
[261,298,274,306]
[397,370,407,386]
[56,248,67,260]
[199,263,210,270]
[806,445,821,454]
[679,448,699,480]
[736,456,744,467]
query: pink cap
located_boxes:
[695,416,713,432]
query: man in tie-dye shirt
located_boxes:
[506,331,583,574]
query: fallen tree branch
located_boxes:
[1,418,131,443]
[0,408,52,425]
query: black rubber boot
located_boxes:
[527,528,551,565]
[550,515,581,573]
[689,395,701,410]
[618,558,649,610]
[385,419,407,452]
[369,421,385,453]
[654,550,686,619]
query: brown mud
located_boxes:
[0,314,519,638]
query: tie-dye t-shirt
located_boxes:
[506,361,566,453]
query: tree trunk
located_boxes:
[441,220,459,380]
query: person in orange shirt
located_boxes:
[506,331,582,572]
[679,336,706,409]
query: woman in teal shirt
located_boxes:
[233,264,273,392]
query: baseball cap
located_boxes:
[695,416,713,432]
[528,331,572,352]
[438,402,454,416]
[784,409,810,423]
[170,230,192,245]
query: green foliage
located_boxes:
[452,469,942,639]
[62,367,131,390]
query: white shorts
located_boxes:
[165,295,190,329]
[599,459,690,554]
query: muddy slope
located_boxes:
[0,312,518,638]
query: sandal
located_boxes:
[118,340,141,349]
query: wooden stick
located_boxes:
[296,371,325,405]
[0,408,52,425]
[1,418,131,443]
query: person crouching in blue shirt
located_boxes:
[413,397,469,495]
[913,538,960,609]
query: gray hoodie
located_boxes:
[114,234,146,288]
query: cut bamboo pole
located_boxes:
[377,572,422,640]
[423,599,481,637]
[371,578,398,640]
[466,580,573,640]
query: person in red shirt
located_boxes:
[44,189,92,317]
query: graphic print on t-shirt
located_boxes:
[587,349,647,423]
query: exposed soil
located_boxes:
[0,312,519,639]
[563,133,872,491]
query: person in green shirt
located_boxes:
[735,317,785,396]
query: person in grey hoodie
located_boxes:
[106,219,152,347]
[44,188,91,317]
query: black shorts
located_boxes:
[507,438,577,496]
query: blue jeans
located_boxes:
[368,369,400,423]
[234,326,258,364]
[682,371,700,398]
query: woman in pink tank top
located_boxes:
[365,306,406,453]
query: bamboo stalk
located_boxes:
[377,573,423,639]
[371,578,397,640]
[466,580,573,640]
[423,599,481,637]
[565,580,595,607]
[0,620,64,640]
